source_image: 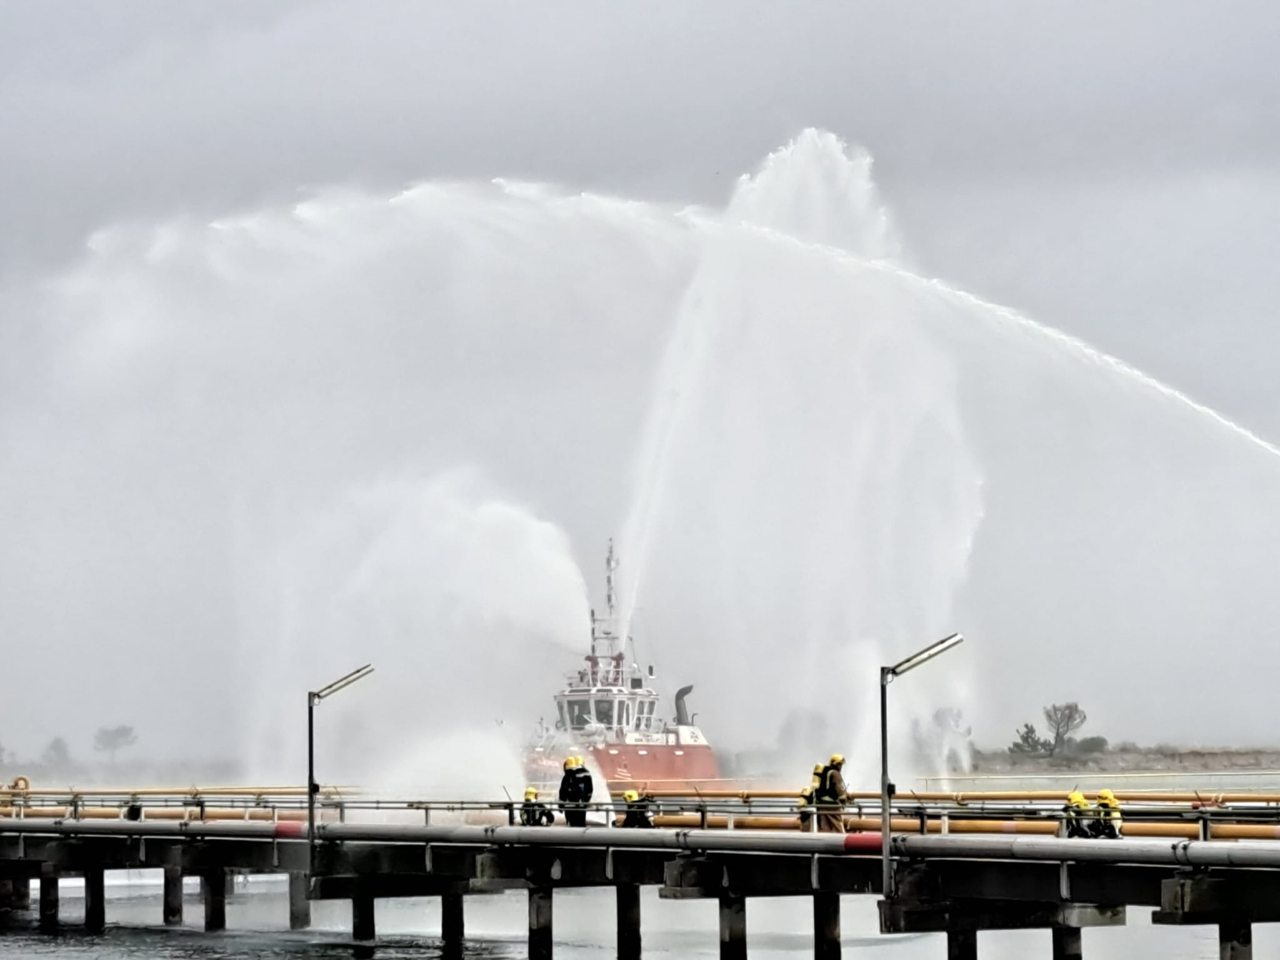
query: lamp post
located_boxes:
[880,632,963,899]
[308,663,375,880]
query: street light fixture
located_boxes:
[308,663,375,879]
[880,633,963,899]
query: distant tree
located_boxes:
[41,737,72,771]
[93,725,137,765]
[1042,703,1088,756]
[1008,723,1051,757]
[1076,736,1109,755]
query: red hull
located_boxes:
[526,742,720,791]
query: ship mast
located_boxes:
[590,539,622,663]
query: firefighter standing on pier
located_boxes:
[815,753,848,833]
[559,756,594,826]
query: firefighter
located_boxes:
[521,786,554,826]
[1094,788,1122,839]
[797,763,823,829]
[1063,790,1091,838]
[558,757,587,827]
[621,789,655,828]
[815,753,848,833]
[571,754,595,820]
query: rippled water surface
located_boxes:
[0,878,1253,958]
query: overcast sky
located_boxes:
[2,1,1279,770]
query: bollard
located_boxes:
[719,896,746,960]
[616,883,641,960]
[813,891,841,960]
[529,886,553,960]
[163,867,183,926]
[288,873,310,930]
[84,867,105,934]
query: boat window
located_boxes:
[619,701,631,728]
[595,699,614,726]
[557,702,568,729]
[567,700,591,729]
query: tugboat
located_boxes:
[524,542,720,790]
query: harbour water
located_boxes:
[0,880,1254,959]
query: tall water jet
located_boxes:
[5,127,1280,781]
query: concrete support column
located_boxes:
[1052,927,1083,960]
[616,884,641,960]
[11,877,31,911]
[39,866,59,933]
[163,868,183,926]
[202,869,227,932]
[288,873,311,931]
[813,892,841,960]
[529,886,553,960]
[352,894,375,942]
[83,867,105,934]
[1219,920,1252,960]
[947,929,978,960]
[0,877,12,911]
[442,892,465,947]
[719,896,747,960]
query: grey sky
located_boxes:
[2,1,1279,770]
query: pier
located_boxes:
[5,788,1280,956]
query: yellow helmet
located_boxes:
[813,763,824,774]
[525,787,538,800]
[574,755,585,768]
[830,753,845,766]
[624,790,639,802]
[563,757,575,771]
[1067,791,1085,804]
[1098,789,1116,802]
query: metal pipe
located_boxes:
[892,834,1280,868]
[880,666,892,899]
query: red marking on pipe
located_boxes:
[843,833,882,853]
[274,822,306,839]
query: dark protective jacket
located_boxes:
[558,771,576,804]
[571,766,594,803]
[521,801,554,826]
[622,799,655,828]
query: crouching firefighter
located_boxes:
[521,786,554,826]
[1094,788,1122,839]
[621,790,655,828]
[1063,791,1092,838]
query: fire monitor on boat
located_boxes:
[524,541,719,788]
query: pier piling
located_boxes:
[288,872,310,930]
[84,867,105,934]
[202,869,226,932]
[719,895,746,960]
[1052,926,1083,960]
[947,929,978,960]
[163,867,183,926]
[352,893,375,941]
[38,866,58,933]
[814,891,841,960]
[616,883,641,960]
[10,877,30,911]
[442,890,465,946]
[1219,920,1252,960]
[529,886,553,960]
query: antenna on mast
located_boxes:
[605,538,617,620]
